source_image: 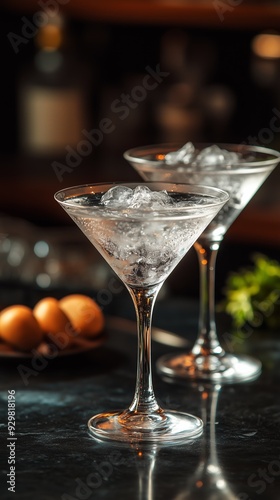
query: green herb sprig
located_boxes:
[219,253,280,330]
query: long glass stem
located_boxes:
[124,284,162,416]
[192,239,225,358]
[88,279,204,440]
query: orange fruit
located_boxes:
[59,294,104,338]
[0,305,44,352]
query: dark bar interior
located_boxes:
[0,3,280,499]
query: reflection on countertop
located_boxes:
[0,297,279,499]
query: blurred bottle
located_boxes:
[155,29,204,144]
[18,12,90,158]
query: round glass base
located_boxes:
[156,352,262,384]
[88,409,203,444]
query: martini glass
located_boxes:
[54,181,228,443]
[124,143,280,383]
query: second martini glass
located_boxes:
[54,181,228,443]
[124,143,280,383]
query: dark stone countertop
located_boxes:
[0,295,280,500]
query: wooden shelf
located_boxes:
[3,0,280,30]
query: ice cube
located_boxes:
[101,185,174,210]
[101,186,133,207]
[165,142,195,165]
[148,190,173,206]
[164,143,241,169]
[195,145,240,168]
[129,186,174,209]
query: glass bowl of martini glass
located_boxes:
[124,143,280,383]
[54,181,228,443]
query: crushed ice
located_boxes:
[196,145,241,167]
[101,185,174,209]
[164,142,241,169]
[165,142,195,165]
[101,186,133,207]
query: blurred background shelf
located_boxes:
[1,0,280,299]
[3,0,280,30]
[1,153,279,248]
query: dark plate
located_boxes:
[0,331,106,359]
